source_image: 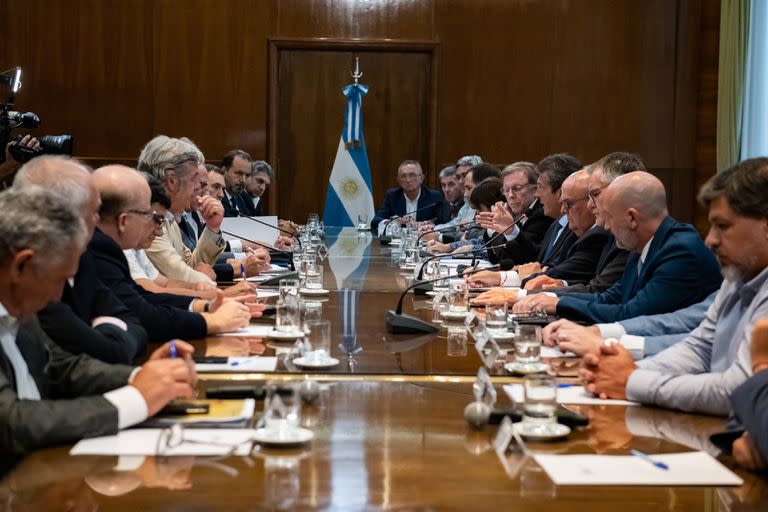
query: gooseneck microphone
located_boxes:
[471,212,527,266]
[416,220,478,244]
[379,201,441,244]
[221,229,297,278]
[385,264,500,334]
[235,212,302,250]
[415,243,508,280]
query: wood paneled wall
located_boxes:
[1,0,718,226]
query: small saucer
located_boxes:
[513,421,570,441]
[504,361,550,375]
[253,427,314,446]
[299,288,330,296]
[489,331,516,342]
[267,329,306,340]
[441,310,470,321]
[292,356,340,368]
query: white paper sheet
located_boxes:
[221,216,279,245]
[246,275,273,282]
[217,324,275,337]
[533,451,743,486]
[195,356,277,372]
[70,429,257,456]
[504,384,640,406]
[540,346,577,358]
[256,289,279,299]
[262,263,292,274]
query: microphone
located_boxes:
[379,201,441,244]
[386,264,500,334]
[471,211,527,266]
[416,243,508,280]
[220,229,298,286]
[416,220,478,244]
[235,213,301,250]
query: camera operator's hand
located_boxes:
[198,195,224,233]
[1,136,41,184]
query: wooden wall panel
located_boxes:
[0,0,718,224]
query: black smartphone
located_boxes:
[158,402,210,416]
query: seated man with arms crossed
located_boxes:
[579,158,768,416]
[0,186,196,454]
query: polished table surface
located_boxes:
[2,228,767,510]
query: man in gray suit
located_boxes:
[0,186,197,455]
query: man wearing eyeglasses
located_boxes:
[371,160,442,233]
[14,156,149,365]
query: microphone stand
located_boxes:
[236,213,302,250]
[470,212,527,266]
[221,229,298,286]
[413,243,507,295]
[378,201,441,245]
[415,220,478,245]
[386,264,500,334]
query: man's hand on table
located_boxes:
[543,319,602,356]
[579,343,636,400]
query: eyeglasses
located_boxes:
[398,173,423,180]
[155,423,255,456]
[125,209,166,227]
[501,184,534,195]
[561,195,589,212]
[587,183,610,202]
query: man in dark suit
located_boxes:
[90,165,257,342]
[12,156,148,365]
[220,149,257,217]
[241,160,273,217]
[371,160,443,233]
[0,186,196,454]
[514,171,722,323]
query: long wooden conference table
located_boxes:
[2,228,766,510]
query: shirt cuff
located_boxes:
[92,316,128,332]
[517,289,527,298]
[597,322,627,339]
[232,252,247,260]
[504,225,521,241]
[542,292,557,297]
[128,367,142,383]
[620,334,646,360]
[500,270,520,288]
[103,385,149,429]
[625,369,656,404]
[229,239,243,253]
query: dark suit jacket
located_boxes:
[525,225,610,285]
[434,198,465,226]
[545,235,629,295]
[222,190,256,218]
[0,315,132,454]
[89,229,208,342]
[711,370,768,459]
[371,185,443,232]
[491,200,555,269]
[238,190,261,216]
[37,251,148,364]
[556,217,723,323]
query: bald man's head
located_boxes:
[601,171,668,252]
[92,165,154,250]
[560,170,595,236]
[13,155,101,238]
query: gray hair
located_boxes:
[13,155,92,213]
[501,161,539,184]
[251,160,274,180]
[137,135,204,181]
[438,165,457,179]
[456,155,483,167]
[0,186,87,266]
[698,157,768,219]
[398,160,423,174]
[592,151,646,183]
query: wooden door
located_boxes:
[269,41,437,222]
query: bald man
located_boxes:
[514,171,721,323]
[88,165,258,342]
[14,156,148,364]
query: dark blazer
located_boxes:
[0,315,132,454]
[434,198,465,226]
[37,251,148,364]
[711,370,768,459]
[547,235,629,295]
[526,225,610,285]
[238,190,261,216]
[371,185,443,232]
[222,190,257,218]
[89,229,208,342]
[556,217,723,323]
[491,200,555,269]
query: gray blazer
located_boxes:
[0,315,133,454]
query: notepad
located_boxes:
[504,384,640,406]
[195,356,277,372]
[145,399,256,427]
[70,429,256,456]
[533,452,743,486]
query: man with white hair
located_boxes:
[137,135,227,284]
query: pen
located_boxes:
[557,383,576,388]
[240,262,246,280]
[631,450,669,470]
[169,339,177,359]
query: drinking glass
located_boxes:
[305,265,324,290]
[514,325,542,364]
[522,374,557,433]
[357,214,368,229]
[432,264,451,294]
[449,280,469,313]
[276,296,300,333]
[305,319,331,362]
[485,303,509,334]
[403,247,420,267]
[447,327,468,357]
[263,382,300,432]
[278,278,300,301]
[300,300,323,329]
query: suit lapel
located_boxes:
[395,190,406,217]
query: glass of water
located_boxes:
[446,327,468,357]
[485,303,509,334]
[305,265,324,290]
[449,280,469,313]
[305,319,331,362]
[522,374,557,433]
[432,264,451,294]
[263,382,300,432]
[514,324,542,364]
[357,214,368,229]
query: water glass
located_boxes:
[404,247,420,267]
[263,382,300,432]
[522,374,557,433]
[514,324,542,364]
[305,265,324,290]
[300,300,323,329]
[357,214,368,229]
[431,291,449,323]
[278,278,300,301]
[447,327,468,357]
[276,296,300,333]
[449,280,469,312]
[299,253,316,280]
[432,264,451,293]
[305,319,331,362]
[485,303,509,334]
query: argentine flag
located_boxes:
[323,83,375,227]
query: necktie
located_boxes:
[542,224,565,262]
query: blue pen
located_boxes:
[558,383,576,388]
[169,339,177,359]
[240,262,246,280]
[631,450,669,470]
